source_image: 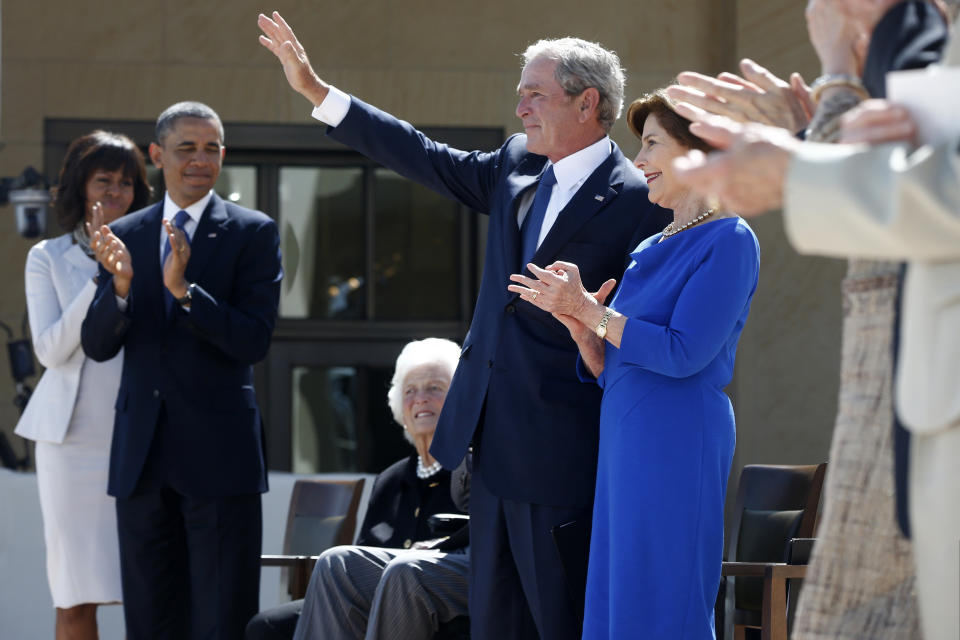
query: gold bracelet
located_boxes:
[595,308,613,340]
[809,74,870,105]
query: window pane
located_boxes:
[373,169,460,320]
[279,167,366,319]
[215,166,257,209]
[144,164,257,209]
[290,364,411,474]
[291,365,359,473]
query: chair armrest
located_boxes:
[261,555,321,600]
[428,513,470,535]
[261,554,319,567]
[721,562,806,579]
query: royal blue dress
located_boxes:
[580,217,760,640]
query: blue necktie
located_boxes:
[520,165,556,270]
[162,210,191,314]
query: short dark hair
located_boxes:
[52,131,151,233]
[626,89,715,153]
[155,101,224,145]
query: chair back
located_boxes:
[283,478,366,556]
[727,463,826,618]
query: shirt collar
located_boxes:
[549,136,612,192]
[162,190,214,225]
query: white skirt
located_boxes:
[35,356,123,608]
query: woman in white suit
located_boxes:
[15,131,150,640]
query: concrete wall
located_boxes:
[0,1,840,488]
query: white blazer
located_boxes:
[14,234,121,443]
[783,17,960,435]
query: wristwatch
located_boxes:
[176,282,195,307]
[595,308,613,339]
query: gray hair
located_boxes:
[387,338,461,444]
[155,101,224,145]
[522,38,626,133]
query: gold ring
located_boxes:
[532,291,538,300]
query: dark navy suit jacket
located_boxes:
[81,193,282,499]
[329,99,670,508]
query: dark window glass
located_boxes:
[372,169,460,320]
[290,364,411,474]
[279,167,366,319]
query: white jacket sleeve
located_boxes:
[25,244,97,369]
[784,135,960,262]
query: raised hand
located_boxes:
[805,0,870,76]
[671,115,801,216]
[162,218,191,300]
[838,99,916,145]
[668,59,813,133]
[86,202,134,297]
[258,11,329,106]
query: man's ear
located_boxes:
[148,142,164,169]
[579,88,601,122]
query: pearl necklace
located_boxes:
[660,208,716,241]
[417,456,443,479]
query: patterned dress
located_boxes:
[792,259,920,639]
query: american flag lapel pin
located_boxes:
[207,232,217,238]
[595,195,605,202]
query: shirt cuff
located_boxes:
[115,295,128,312]
[310,86,351,127]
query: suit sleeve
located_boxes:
[178,216,282,365]
[354,467,396,547]
[25,244,97,368]
[328,97,502,214]
[81,265,132,363]
[618,227,760,378]
[784,135,960,261]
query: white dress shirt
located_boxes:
[116,190,211,311]
[311,87,612,251]
[158,190,210,260]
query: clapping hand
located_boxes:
[838,99,917,146]
[508,262,616,341]
[667,59,813,133]
[671,115,801,216]
[258,11,330,106]
[162,218,191,300]
[86,201,134,298]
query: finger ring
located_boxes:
[532,291,539,300]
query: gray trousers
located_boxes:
[292,545,470,640]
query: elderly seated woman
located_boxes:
[246,337,470,640]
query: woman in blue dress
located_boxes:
[509,89,760,639]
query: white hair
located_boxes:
[522,37,626,133]
[387,338,461,443]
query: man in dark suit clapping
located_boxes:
[82,101,283,640]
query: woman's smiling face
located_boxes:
[633,113,691,210]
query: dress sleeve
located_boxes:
[25,244,98,368]
[617,226,759,378]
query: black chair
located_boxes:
[261,477,366,599]
[719,463,827,640]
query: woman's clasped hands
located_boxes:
[508,262,616,335]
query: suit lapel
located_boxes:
[185,193,228,283]
[529,145,626,272]
[62,242,94,287]
[129,203,166,321]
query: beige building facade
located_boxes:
[0,1,845,490]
